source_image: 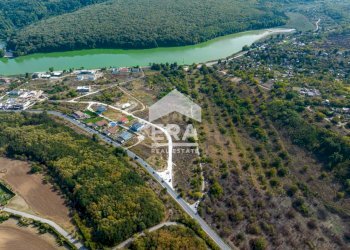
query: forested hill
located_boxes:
[0,0,109,39]
[6,0,287,56]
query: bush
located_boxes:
[286,185,298,197]
[250,237,268,250]
[292,198,309,216]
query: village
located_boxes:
[72,104,145,146]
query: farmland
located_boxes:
[0,219,67,250]
[0,158,74,231]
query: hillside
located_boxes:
[6,0,287,56]
[0,0,109,39]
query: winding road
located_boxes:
[1,207,85,250]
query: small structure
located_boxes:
[4,51,14,58]
[77,86,91,93]
[106,126,119,135]
[131,67,141,73]
[51,71,63,77]
[121,103,131,109]
[73,111,89,120]
[76,70,97,81]
[117,131,133,144]
[130,122,144,132]
[112,67,131,75]
[8,89,23,97]
[299,88,321,97]
[119,117,129,124]
[95,120,108,127]
[96,105,107,114]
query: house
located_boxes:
[77,86,91,93]
[0,78,11,84]
[10,101,31,110]
[130,122,144,132]
[95,120,108,127]
[119,117,129,124]
[87,122,98,129]
[121,103,131,109]
[106,126,119,135]
[96,105,107,114]
[112,67,131,75]
[8,89,23,96]
[76,70,97,81]
[51,71,63,77]
[117,131,133,144]
[4,51,14,58]
[73,111,89,120]
[131,67,141,73]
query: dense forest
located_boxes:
[6,0,287,56]
[0,0,109,39]
[129,225,207,250]
[0,112,165,248]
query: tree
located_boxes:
[250,237,268,250]
[242,45,250,51]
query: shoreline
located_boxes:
[0,28,295,76]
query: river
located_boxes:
[0,28,294,76]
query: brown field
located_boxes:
[0,219,67,250]
[0,158,74,231]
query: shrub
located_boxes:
[250,237,268,250]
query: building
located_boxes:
[95,120,108,127]
[77,86,91,93]
[130,122,144,132]
[117,131,133,144]
[76,70,97,81]
[121,103,131,109]
[8,89,23,96]
[106,126,119,136]
[73,111,89,120]
[299,88,321,97]
[9,101,31,110]
[119,117,129,124]
[131,67,141,73]
[51,71,63,77]
[96,105,107,114]
[112,67,131,75]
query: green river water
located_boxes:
[0,28,293,76]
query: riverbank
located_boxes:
[0,28,294,76]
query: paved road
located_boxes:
[2,207,85,250]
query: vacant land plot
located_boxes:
[0,219,66,250]
[0,158,74,231]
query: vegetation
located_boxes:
[129,225,207,250]
[0,0,109,39]
[6,0,287,55]
[0,183,14,206]
[0,112,165,247]
[146,30,350,246]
